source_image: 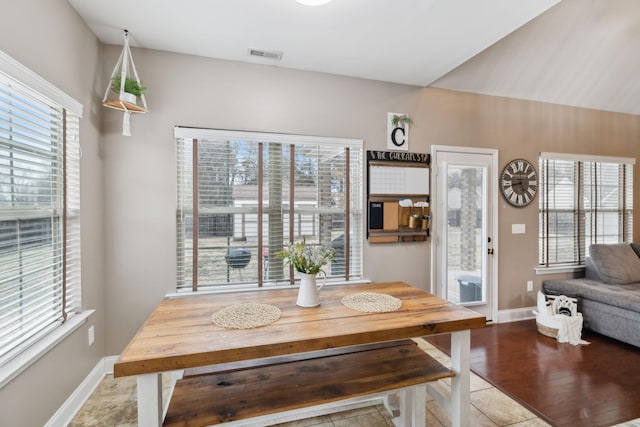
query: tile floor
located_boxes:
[69,339,548,427]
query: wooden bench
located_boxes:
[163,339,453,427]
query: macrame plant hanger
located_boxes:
[102,30,148,136]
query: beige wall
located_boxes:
[101,47,431,354]
[421,89,640,309]
[0,0,104,425]
[101,46,640,354]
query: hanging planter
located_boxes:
[110,75,146,105]
[102,30,148,136]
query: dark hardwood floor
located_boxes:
[426,319,640,427]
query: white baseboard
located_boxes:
[45,355,119,427]
[497,306,536,323]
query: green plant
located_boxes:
[111,75,146,97]
[278,237,336,275]
[391,114,413,127]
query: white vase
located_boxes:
[119,92,137,105]
[296,271,326,307]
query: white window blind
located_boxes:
[539,153,633,266]
[175,128,363,291]
[0,70,81,367]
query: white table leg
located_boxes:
[450,330,471,427]
[137,373,163,427]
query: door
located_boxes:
[431,146,498,321]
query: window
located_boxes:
[175,128,363,291]
[0,65,81,367]
[539,152,633,267]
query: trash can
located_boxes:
[456,275,482,303]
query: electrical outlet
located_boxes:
[88,325,95,346]
[527,280,533,292]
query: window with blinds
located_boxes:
[539,153,633,267]
[0,70,81,367]
[175,128,363,291]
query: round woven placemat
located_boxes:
[341,292,402,313]
[211,303,281,329]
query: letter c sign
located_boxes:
[391,127,405,147]
[387,112,409,151]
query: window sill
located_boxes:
[0,310,94,389]
[167,279,372,299]
[534,265,585,275]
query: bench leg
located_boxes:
[398,389,411,427]
[395,386,426,427]
[450,330,471,427]
[411,386,426,426]
[137,373,163,427]
[383,393,399,418]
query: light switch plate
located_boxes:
[512,224,526,234]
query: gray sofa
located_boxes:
[542,243,640,348]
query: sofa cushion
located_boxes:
[584,257,603,281]
[630,242,640,259]
[589,244,640,285]
[543,279,640,314]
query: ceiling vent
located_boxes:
[248,48,283,61]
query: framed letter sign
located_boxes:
[387,112,409,151]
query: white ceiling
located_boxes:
[68,0,640,115]
[67,0,559,87]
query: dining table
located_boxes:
[114,281,486,427]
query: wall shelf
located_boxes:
[366,151,430,243]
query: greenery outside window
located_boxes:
[175,127,363,291]
[539,152,633,267]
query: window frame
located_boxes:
[538,151,634,271]
[175,127,364,292]
[0,50,83,379]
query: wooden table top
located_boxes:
[114,281,486,377]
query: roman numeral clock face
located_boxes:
[500,159,538,207]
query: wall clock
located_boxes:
[500,159,538,207]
